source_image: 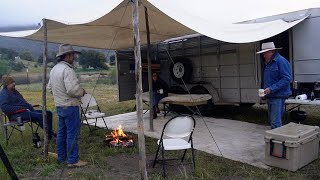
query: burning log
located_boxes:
[104,125,134,147]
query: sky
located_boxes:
[1,0,320,31]
[0,0,122,31]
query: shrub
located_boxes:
[11,61,25,72]
[19,51,34,61]
[0,59,10,78]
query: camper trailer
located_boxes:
[116,11,320,108]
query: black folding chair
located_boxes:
[1,109,39,145]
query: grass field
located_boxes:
[1,83,320,179]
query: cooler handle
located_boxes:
[270,139,286,159]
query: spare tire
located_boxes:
[170,57,193,84]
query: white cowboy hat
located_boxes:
[56,44,81,57]
[256,42,282,54]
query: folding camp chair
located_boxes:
[80,93,108,132]
[0,109,39,145]
[133,92,151,114]
[153,114,196,178]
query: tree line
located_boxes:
[0,47,116,78]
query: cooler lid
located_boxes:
[265,123,319,142]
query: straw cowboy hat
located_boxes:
[256,42,282,54]
[56,44,81,57]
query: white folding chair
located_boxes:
[153,114,196,178]
[80,94,108,131]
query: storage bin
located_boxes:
[265,123,319,171]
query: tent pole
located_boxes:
[144,6,154,131]
[42,18,49,156]
[132,0,148,179]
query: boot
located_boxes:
[153,106,157,119]
[156,105,160,113]
[68,160,88,168]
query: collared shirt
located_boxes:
[47,61,84,107]
[263,53,292,98]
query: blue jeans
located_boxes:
[19,110,54,138]
[267,98,285,129]
[151,92,166,107]
[56,106,80,164]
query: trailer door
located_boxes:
[116,50,136,101]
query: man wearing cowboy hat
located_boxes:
[0,76,55,139]
[257,42,292,129]
[47,44,87,167]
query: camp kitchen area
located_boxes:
[1,0,320,177]
[114,5,320,171]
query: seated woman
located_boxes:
[151,72,168,119]
[0,76,55,140]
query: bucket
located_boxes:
[290,110,307,123]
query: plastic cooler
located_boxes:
[264,123,319,171]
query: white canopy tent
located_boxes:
[1,0,320,49]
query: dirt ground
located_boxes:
[22,153,195,179]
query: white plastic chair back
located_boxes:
[81,94,98,108]
[164,116,194,138]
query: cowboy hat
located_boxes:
[256,42,282,54]
[56,44,81,57]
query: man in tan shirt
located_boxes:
[48,44,87,167]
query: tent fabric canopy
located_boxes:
[1,0,320,49]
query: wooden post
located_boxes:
[131,0,148,179]
[42,19,49,156]
[144,6,154,131]
[26,68,29,89]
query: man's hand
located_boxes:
[264,88,271,95]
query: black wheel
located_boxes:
[189,85,212,116]
[168,85,187,94]
[189,85,209,94]
[239,103,255,107]
[170,57,193,84]
[167,86,188,113]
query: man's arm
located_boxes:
[47,77,52,94]
[0,93,27,114]
[64,68,85,98]
[269,59,291,93]
[160,79,169,94]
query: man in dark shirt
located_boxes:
[152,72,168,119]
[0,76,55,139]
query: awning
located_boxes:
[1,0,319,49]
[0,0,195,49]
[148,0,319,43]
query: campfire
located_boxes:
[104,125,134,147]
